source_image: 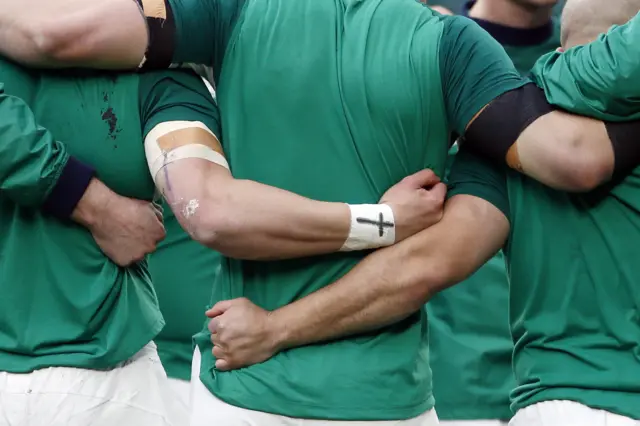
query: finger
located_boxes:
[206,300,234,318]
[401,169,440,189]
[212,345,225,359]
[211,331,221,345]
[215,359,231,371]
[428,182,448,203]
[208,317,221,334]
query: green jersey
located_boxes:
[429,14,560,421]
[448,150,640,419]
[503,20,561,74]
[149,210,220,381]
[0,62,221,374]
[167,0,526,419]
[531,11,640,121]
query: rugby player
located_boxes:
[0,59,447,426]
[531,8,640,120]
[206,2,640,425]
[1,1,640,425]
[428,1,560,425]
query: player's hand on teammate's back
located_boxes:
[72,178,166,266]
[380,169,447,243]
[206,298,280,371]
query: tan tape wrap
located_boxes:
[158,127,224,156]
[145,121,229,184]
[140,0,167,19]
[506,143,523,172]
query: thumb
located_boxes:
[401,169,440,189]
[206,300,233,318]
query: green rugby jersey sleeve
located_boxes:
[447,149,510,222]
[168,0,244,75]
[0,85,95,215]
[439,16,529,135]
[531,12,640,122]
[139,69,222,141]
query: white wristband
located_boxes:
[340,204,396,252]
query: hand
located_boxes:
[380,169,447,242]
[72,179,166,266]
[205,298,281,371]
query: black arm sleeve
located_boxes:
[462,83,555,164]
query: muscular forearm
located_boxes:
[268,196,508,350]
[0,0,146,69]
[160,156,421,260]
[182,177,352,260]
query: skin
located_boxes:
[469,0,558,28]
[206,194,509,370]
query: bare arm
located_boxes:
[206,194,508,369]
[0,0,147,69]
[140,70,445,260]
[507,110,615,192]
[439,17,621,193]
[155,155,444,260]
[268,195,508,346]
[464,92,617,193]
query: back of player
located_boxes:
[193,0,524,421]
[196,0,448,420]
[0,60,184,425]
[502,156,640,424]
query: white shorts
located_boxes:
[441,421,508,426]
[0,342,188,426]
[510,400,640,426]
[168,377,192,415]
[190,349,440,426]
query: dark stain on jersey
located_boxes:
[101,107,119,140]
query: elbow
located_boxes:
[22,22,74,64]
[563,152,613,192]
[181,199,239,250]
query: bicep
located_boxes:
[515,111,614,191]
[461,83,615,192]
[12,0,148,69]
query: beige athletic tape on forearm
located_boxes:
[145,121,229,184]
